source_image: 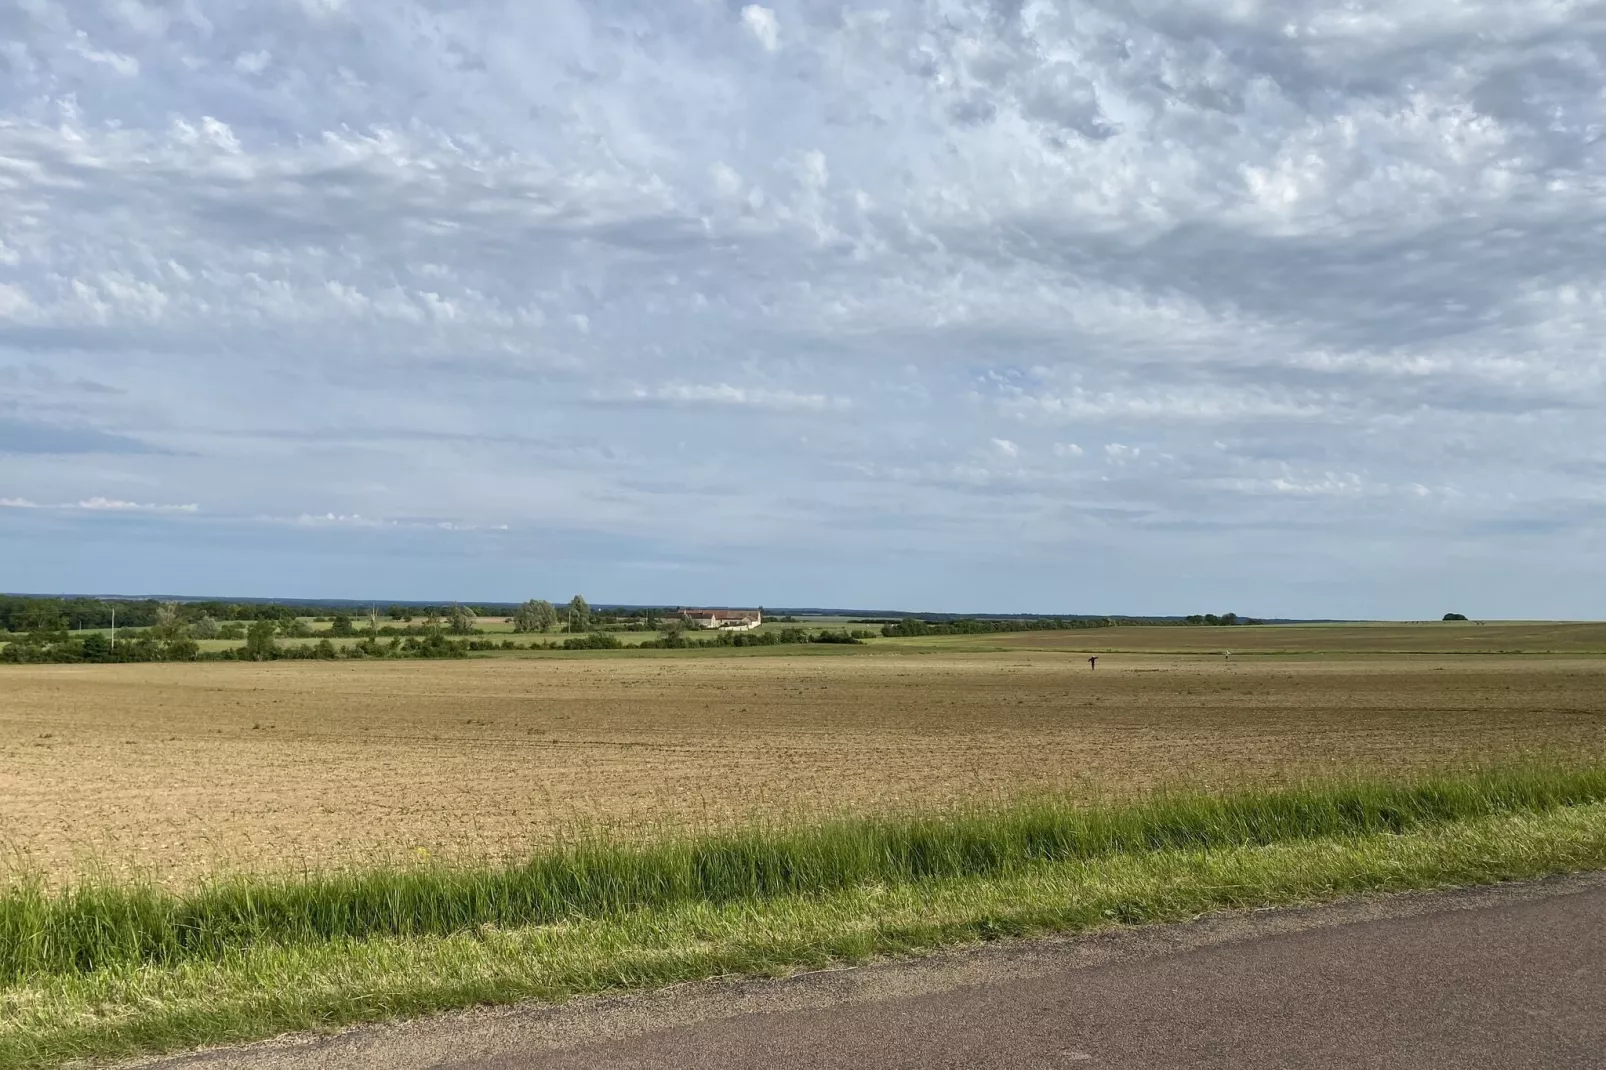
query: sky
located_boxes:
[2,0,1604,618]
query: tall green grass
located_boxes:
[6,764,1605,984]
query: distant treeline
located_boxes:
[0,595,351,632]
[2,632,475,664]
[877,617,1118,637]
[0,595,695,634]
[0,629,875,664]
[0,594,1260,664]
[877,613,1258,637]
[641,627,871,649]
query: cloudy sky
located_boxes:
[2,0,1603,617]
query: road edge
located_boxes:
[130,868,1606,1070]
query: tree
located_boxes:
[1443,612,1468,621]
[448,604,478,634]
[244,619,279,661]
[80,633,113,662]
[16,600,68,634]
[567,595,591,632]
[164,636,200,661]
[513,599,558,633]
[329,613,355,636]
[151,603,190,642]
[193,615,221,640]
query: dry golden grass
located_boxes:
[2,650,1604,884]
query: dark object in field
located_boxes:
[1088,656,1097,670]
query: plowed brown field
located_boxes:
[3,651,1604,884]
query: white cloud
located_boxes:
[711,163,743,198]
[233,50,272,75]
[77,497,199,512]
[0,497,198,513]
[290,512,508,532]
[437,521,510,532]
[741,5,779,52]
[296,512,379,526]
[0,284,36,318]
[68,34,139,76]
[1104,444,1139,462]
[621,383,847,412]
[990,438,1018,457]
[799,150,828,189]
[295,0,347,19]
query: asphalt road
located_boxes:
[149,873,1606,1070]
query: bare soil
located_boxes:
[2,652,1603,884]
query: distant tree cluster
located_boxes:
[1183,613,1258,626]
[880,617,1125,638]
[0,595,160,633]
[1,601,200,663]
[512,599,558,633]
[643,627,871,649]
[448,604,478,635]
[1442,612,1469,621]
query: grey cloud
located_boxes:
[947,97,998,126]
[0,418,154,455]
[1018,63,1117,139]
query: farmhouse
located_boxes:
[679,608,763,631]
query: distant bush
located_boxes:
[563,632,623,650]
[0,629,200,664]
[1443,613,1468,622]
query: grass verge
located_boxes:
[4,768,1606,1067]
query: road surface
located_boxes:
[145,872,1606,1069]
